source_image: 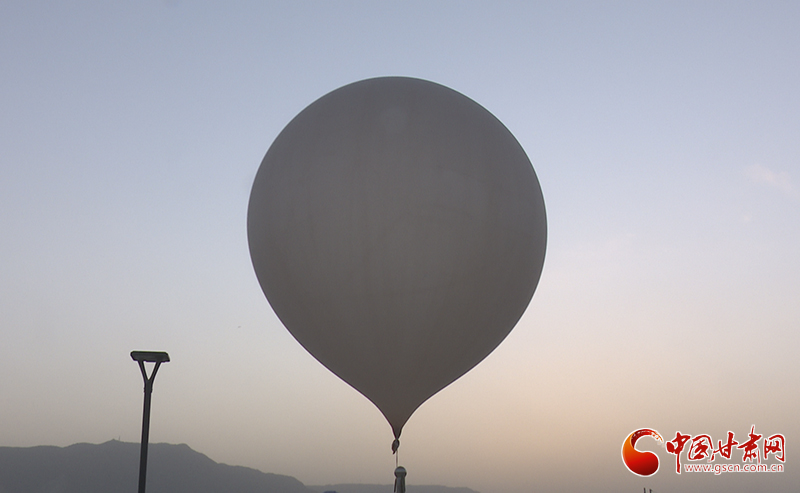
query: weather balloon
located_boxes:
[247,77,546,446]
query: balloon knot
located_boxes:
[391,438,400,454]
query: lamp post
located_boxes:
[131,351,170,493]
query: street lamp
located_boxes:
[131,351,170,493]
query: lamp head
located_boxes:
[130,351,170,363]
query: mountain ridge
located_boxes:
[309,484,480,493]
[0,440,311,493]
[0,441,479,493]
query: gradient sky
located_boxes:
[1,2,798,492]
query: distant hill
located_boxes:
[309,485,480,493]
[0,441,480,493]
[0,440,309,493]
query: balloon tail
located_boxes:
[394,466,407,493]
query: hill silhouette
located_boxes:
[0,441,479,493]
[0,440,308,493]
[309,485,480,493]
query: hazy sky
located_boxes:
[1,2,798,492]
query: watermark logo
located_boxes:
[622,425,785,476]
[621,428,664,476]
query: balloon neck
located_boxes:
[391,438,400,454]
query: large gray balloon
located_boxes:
[248,77,546,440]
